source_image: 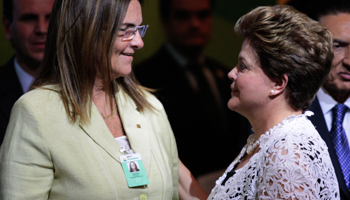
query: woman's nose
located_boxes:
[228,67,237,81]
[130,31,144,49]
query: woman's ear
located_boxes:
[270,74,288,96]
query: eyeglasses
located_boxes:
[120,25,149,41]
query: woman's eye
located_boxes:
[240,63,247,70]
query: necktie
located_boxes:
[330,104,350,191]
[187,61,225,130]
[187,61,217,110]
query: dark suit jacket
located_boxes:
[309,96,350,200]
[0,57,24,146]
[134,45,250,177]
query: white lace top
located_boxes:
[208,112,340,200]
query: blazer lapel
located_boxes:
[79,88,151,175]
[79,103,124,163]
[116,89,151,175]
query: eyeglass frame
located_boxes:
[120,25,149,41]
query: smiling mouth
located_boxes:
[122,53,132,56]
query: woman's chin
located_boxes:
[112,70,132,79]
[227,99,239,111]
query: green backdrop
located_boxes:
[0,0,276,68]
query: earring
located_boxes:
[270,90,275,94]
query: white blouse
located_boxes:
[208,112,340,200]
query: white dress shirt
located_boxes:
[14,58,34,93]
[316,87,350,141]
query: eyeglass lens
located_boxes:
[124,25,148,39]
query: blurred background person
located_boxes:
[0,0,179,199]
[287,0,350,199]
[0,0,54,145]
[134,0,251,185]
[209,5,339,199]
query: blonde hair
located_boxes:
[33,0,153,124]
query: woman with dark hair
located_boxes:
[208,5,340,199]
[129,161,140,172]
[0,0,179,199]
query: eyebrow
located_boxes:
[19,13,51,21]
[238,55,246,61]
[121,22,142,27]
[19,13,38,20]
[333,39,349,44]
[122,23,135,26]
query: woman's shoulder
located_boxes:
[283,114,325,145]
[262,113,328,157]
[260,116,331,169]
[269,113,321,140]
[9,85,67,131]
[142,90,164,110]
[116,88,164,113]
[16,85,60,106]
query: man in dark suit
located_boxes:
[288,0,350,199]
[0,0,55,145]
[134,0,250,181]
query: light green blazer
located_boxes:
[0,85,179,200]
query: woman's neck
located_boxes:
[248,100,302,137]
[92,80,115,116]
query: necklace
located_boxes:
[245,122,283,155]
[245,134,261,155]
[246,136,260,155]
[102,109,117,119]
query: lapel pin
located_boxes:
[137,124,141,128]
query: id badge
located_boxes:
[120,153,149,187]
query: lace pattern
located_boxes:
[208,112,340,200]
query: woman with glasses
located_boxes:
[0,0,179,199]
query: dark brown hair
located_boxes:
[235,5,333,111]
